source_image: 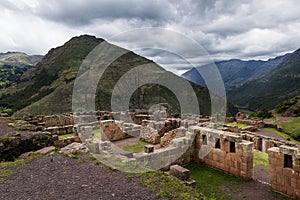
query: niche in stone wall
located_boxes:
[202,135,207,145]
[215,138,220,149]
[284,154,293,168]
[230,141,236,153]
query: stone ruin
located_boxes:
[268,146,300,198]
[2,109,300,198]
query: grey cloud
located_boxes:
[1,0,300,75]
[10,0,179,26]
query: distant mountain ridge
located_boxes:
[182,55,287,92]
[0,52,43,88]
[228,48,300,110]
[0,35,237,117]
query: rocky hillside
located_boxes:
[228,48,300,110]
[0,52,42,88]
[0,35,237,117]
[275,95,300,117]
[182,55,286,92]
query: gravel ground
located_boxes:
[0,154,167,200]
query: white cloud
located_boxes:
[0,0,300,74]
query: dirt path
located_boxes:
[256,129,285,140]
[0,154,167,200]
[0,153,292,200]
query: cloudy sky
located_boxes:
[1,0,300,74]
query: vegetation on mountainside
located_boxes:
[0,52,42,88]
[182,56,285,92]
[0,35,237,117]
[280,117,300,141]
[275,95,300,116]
[249,108,273,119]
[228,48,300,110]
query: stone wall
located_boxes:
[241,131,296,153]
[268,146,300,198]
[193,127,253,179]
[236,118,265,129]
[0,132,57,161]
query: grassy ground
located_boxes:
[123,141,148,153]
[186,163,247,200]
[225,122,249,128]
[253,150,269,169]
[262,127,300,144]
[58,133,74,139]
[281,117,300,140]
[128,171,205,200]
[0,117,13,123]
[92,129,101,139]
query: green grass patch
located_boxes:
[123,141,148,153]
[253,150,269,170]
[128,171,204,199]
[186,163,247,200]
[58,133,74,139]
[0,117,13,123]
[225,122,249,128]
[263,127,300,144]
[92,129,101,139]
[281,117,300,141]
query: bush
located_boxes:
[249,108,273,119]
[275,96,299,114]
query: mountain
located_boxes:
[228,48,300,110]
[0,35,237,117]
[182,55,286,92]
[0,52,43,88]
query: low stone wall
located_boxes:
[45,125,75,135]
[236,118,264,129]
[193,127,253,179]
[53,136,82,148]
[241,131,297,153]
[0,132,57,161]
[268,146,300,198]
[44,114,74,128]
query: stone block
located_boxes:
[170,164,190,181]
[184,178,196,188]
[36,146,55,154]
[144,145,154,153]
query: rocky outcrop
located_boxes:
[0,132,58,161]
[59,142,89,156]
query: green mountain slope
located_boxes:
[182,55,286,92]
[275,95,300,117]
[228,48,300,110]
[0,52,42,88]
[0,35,237,117]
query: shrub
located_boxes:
[249,108,273,119]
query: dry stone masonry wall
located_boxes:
[268,146,300,198]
